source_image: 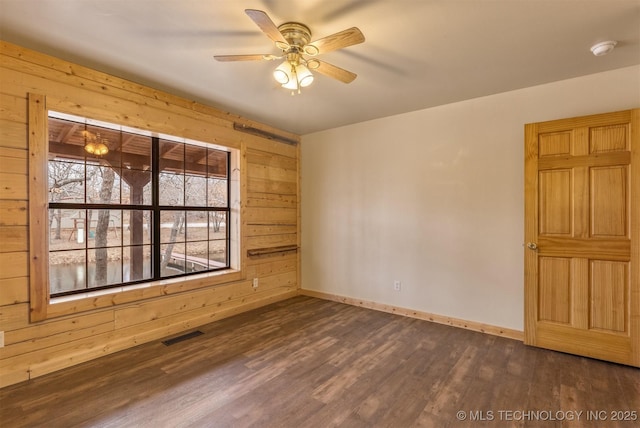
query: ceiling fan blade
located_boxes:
[313,60,357,83]
[245,9,289,47]
[214,54,280,62]
[306,27,365,55]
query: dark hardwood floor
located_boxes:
[1,296,638,427]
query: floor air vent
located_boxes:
[161,330,204,346]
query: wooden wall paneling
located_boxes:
[0,316,114,360]
[0,91,28,204]
[0,277,28,306]
[111,282,296,339]
[247,161,298,183]
[0,58,232,128]
[114,281,258,329]
[0,226,27,252]
[115,272,297,330]
[0,303,29,331]
[244,142,299,259]
[245,253,298,277]
[1,42,300,144]
[1,65,240,149]
[0,172,27,200]
[244,135,298,159]
[247,177,298,195]
[0,93,27,123]
[0,42,301,387]
[0,364,29,387]
[245,224,298,236]
[2,55,292,150]
[247,148,298,165]
[246,234,298,250]
[0,252,27,280]
[3,310,114,346]
[246,149,298,170]
[43,271,247,320]
[0,143,28,254]
[0,119,27,149]
[49,97,242,150]
[248,164,298,183]
[0,147,27,174]
[0,200,28,226]
[244,207,297,224]
[246,193,297,209]
[0,329,132,383]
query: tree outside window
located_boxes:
[47,113,231,297]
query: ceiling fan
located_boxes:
[214,9,365,94]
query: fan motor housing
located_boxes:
[277,22,312,49]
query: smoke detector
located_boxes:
[590,41,617,56]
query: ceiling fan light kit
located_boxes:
[215,9,365,95]
[273,61,292,84]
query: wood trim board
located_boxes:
[299,289,524,341]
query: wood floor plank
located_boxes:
[0,296,638,427]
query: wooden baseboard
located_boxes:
[299,289,524,341]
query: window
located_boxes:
[47,111,233,297]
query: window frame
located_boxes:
[47,112,232,297]
[28,94,244,322]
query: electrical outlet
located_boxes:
[0,331,4,348]
[393,280,401,291]
[252,278,259,289]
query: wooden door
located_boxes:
[524,109,639,367]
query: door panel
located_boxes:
[590,124,629,153]
[538,257,571,324]
[590,166,628,237]
[539,132,571,156]
[525,109,639,367]
[589,260,628,333]
[539,170,572,235]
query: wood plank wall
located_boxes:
[0,42,301,388]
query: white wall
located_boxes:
[301,65,640,331]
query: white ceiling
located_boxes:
[1,0,639,135]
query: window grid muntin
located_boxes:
[48,115,231,298]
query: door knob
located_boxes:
[527,242,538,250]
